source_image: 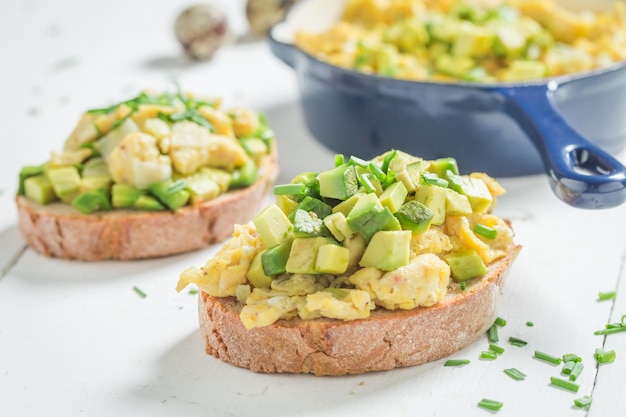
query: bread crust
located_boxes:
[197,245,521,376]
[15,150,278,261]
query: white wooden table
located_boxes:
[1,1,625,416]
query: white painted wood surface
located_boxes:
[1,1,625,416]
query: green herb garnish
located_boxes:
[444,359,470,367]
[133,286,147,298]
[598,291,616,301]
[477,398,503,411]
[508,337,527,347]
[534,350,562,365]
[595,348,616,364]
[503,368,526,381]
[474,223,497,239]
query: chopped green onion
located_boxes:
[574,395,592,408]
[594,326,626,335]
[598,291,616,301]
[534,351,562,365]
[421,172,448,187]
[349,155,369,168]
[480,350,497,360]
[526,321,534,327]
[459,281,466,291]
[562,353,582,363]
[133,286,147,298]
[494,317,507,327]
[595,348,616,364]
[474,224,497,239]
[368,162,386,182]
[273,183,306,195]
[569,362,584,381]
[382,169,396,188]
[359,173,377,193]
[508,337,527,347]
[503,368,526,381]
[335,154,345,167]
[489,344,505,354]
[477,399,503,411]
[550,376,580,393]
[188,287,198,295]
[381,150,397,173]
[488,324,499,343]
[562,361,575,375]
[444,359,470,367]
[167,179,188,194]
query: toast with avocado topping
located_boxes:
[177,150,521,376]
[15,87,278,261]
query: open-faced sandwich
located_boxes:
[177,150,521,376]
[16,88,278,261]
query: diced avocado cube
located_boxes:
[198,167,232,193]
[79,176,112,194]
[444,249,488,282]
[359,230,412,271]
[452,24,494,58]
[388,152,422,192]
[343,233,367,270]
[292,209,325,237]
[285,237,330,274]
[297,196,332,220]
[230,158,258,188]
[414,184,447,225]
[253,204,293,248]
[247,251,274,288]
[428,157,459,179]
[149,179,191,210]
[356,207,400,241]
[45,166,81,203]
[82,157,110,177]
[378,181,408,213]
[24,175,57,204]
[112,184,144,208]
[435,54,476,79]
[323,212,353,242]
[318,163,359,200]
[133,195,165,211]
[275,194,299,216]
[316,244,350,274]
[493,26,527,57]
[71,189,111,214]
[500,60,546,81]
[394,200,434,234]
[447,173,493,213]
[405,160,430,189]
[383,212,402,231]
[332,192,365,216]
[18,164,45,195]
[346,193,386,241]
[186,176,220,204]
[445,189,473,216]
[384,18,430,53]
[239,137,267,166]
[262,239,293,275]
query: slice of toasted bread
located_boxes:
[197,245,521,376]
[15,150,278,261]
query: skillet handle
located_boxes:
[496,83,626,209]
[268,23,296,68]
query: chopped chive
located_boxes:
[444,359,470,367]
[562,361,575,375]
[503,368,526,381]
[569,362,584,381]
[598,291,616,301]
[489,344,505,354]
[488,324,499,343]
[526,321,534,327]
[562,353,582,363]
[188,287,198,295]
[477,399,503,411]
[359,173,377,193]
[494,317,507,327]
[550,376,580,392]
[474,224,497,239]
[574,395,592,408]
[534,351,562,365]
[459,281,466,291]
[335,154,345,167]
[594,327,626,335]
[508,337,528,347]
[274,183,306,195]
[349,155,369,168]
[133,286,147,298]
[421,172,448,187]
[368,162,386,182]
[595,348,616,364]
[381,150,397,173]
[480,350,497,360]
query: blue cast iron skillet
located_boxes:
[268,0,626,209]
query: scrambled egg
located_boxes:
[295,0,626,82]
